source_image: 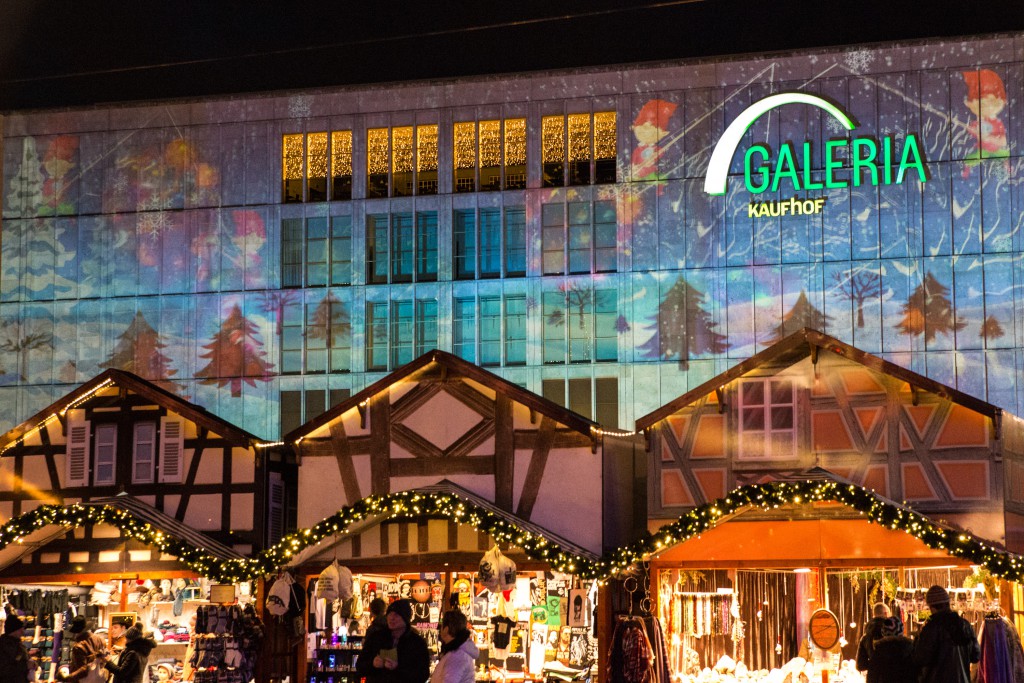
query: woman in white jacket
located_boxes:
[430,611,479,683]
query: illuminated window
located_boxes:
[542,112,617,187]
[542,201,617,275]
[366,299,437,371]
[454,119,527,193]
[367,212,438,285]
[541,376,619,427]
[282,131,353,203]
[542,287,618,364]
[453,206,526,280]
[452,293,526,367]
[737,378,796,459]
[367,125,439,198]
[281,216,352,288]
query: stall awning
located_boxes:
[0,525,77,573]
[650,517,970,568]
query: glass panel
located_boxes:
[305,301,327,373]
[480,296,501,366]
[366,214,389,284]
[594,200,617,272]
[306,389,326,421]
[392,126,414,197]
[568,114,592,185]
[742,381,765,405]
[504,207,526,277]
[542,203,565,275]
[391,213,414,282]
[542,115,565,187]
[542,379,566,407]
[453,298,477,363]
[366,302,388,370]
[416,212,438,281]
[280,298,303,374]
[568,286,593,363]
[543,291,565,364]
[504,118,527,189]
[595,289,617,362]
[391,300,414,367]
[568,377,593,420]
[281,218,304,287]
[568,202,592,274]
[595,377,618,428]
[453,209,476,280]
[94,424,117,485]
[133,422,155,483]
[416,125,438,195]
[480,120,502,191]
[330,216,352,286]
[280,391,303,436]
[771,379,793,404]
[306,217,328,287]
[307,132,328,201]
[505,295,526,365]
[594,112,617,183]
[454,122,477,193]
[415,299,437,355]
[771,406,794,430]
[479,208,501,278]
[367,128,390,198]
[331,130,353,200]
[742,407,765,431]
[282,134,304,202]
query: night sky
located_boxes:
[2,0,1023,110]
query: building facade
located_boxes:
[2,33,1022,443]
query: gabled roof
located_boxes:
[635,328,1000,431]
[0,369,265,453]
[284,349,599,442]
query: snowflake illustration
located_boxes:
[844,49,874,74]
[289,96,313,118]
[825,116,848,135]
[138,211,169,241]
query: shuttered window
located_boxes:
[159,417,185,483]
[65,420,90,488]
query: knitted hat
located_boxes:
[70,615,88,634]
[4,614,24,634]
[880,617,903,637]
[963,69,1007,101]
[124,623,144,641]
[386,599,413,626]
[925,585,950,607]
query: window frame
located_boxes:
[282,130,354,203]
[736,378,797,460]
[132,421,157,484]
[541,111,618,188]
[93,422,117,486]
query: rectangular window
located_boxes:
[505,207,526,277]
[542,203,566,275]
[541,377,618,426]
[331,130,353,200]
[453,207,524,279]
[595,377,618,428]
[542,201,617,275]
[279,389,351,438]
[307,132,328,201]
[543,291,565,364]
[505,295,526,365]
[568,202,592,274]
[480,120,501,191]
[454,122,477,193]
[368,212,437,285]
[738,378,796,459]
[505,119,527,189]
[543,284,617,364]
[283,131,354,203]
[541,112,617,187]
[415,299,438,356]
[366,302,389,371]
[301,292,351,374]
[454,119,527,193]
[479,208,501,278]
[281,218,304,287]
[94,423,117,486]
[280,298,303,374]
[367,125,438,198]
[479,296,501,366]
[330,216,352,286]
[367,214,389,284]
[281,217,352,288]
[542,379,565,407]
[594,200,617,272]
[283,134,305,203]
[132,422,156,484]
[568,377,593,419]
[453,298,477,363]
[454,210,476,280]
[306,217,329,286]
[391,213,414,283]
[595,289,618,362]
[391,300,414,368]
[416,212,438,282]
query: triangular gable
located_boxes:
[0,369,264,455]
[635,328,999,431]
[285,350,598,443]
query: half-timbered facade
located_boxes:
[286,349,644,557]
[637,328,1022,550]
[0,369,293,578]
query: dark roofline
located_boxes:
[635,328,1000,431]
[0,369,264,451]
[284,349,599,442]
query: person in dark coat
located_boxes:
[356,599,430,683]
[0,613,34,683]
[913,585,981,683]
[856,602,891,673]
[865,617,917,683]
[99,623,157,683]
[363,597,389,643]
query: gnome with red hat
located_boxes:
[631,99,678,183]
[962,69,1010,176]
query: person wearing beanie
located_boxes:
[99,623,157,683]
[913,585,980,683]
[0,612,32,683]
[864,617,916,683]
[59,616,107,682]
[856,602,891,673]
[364,597,390,643]
[356,598,430,683]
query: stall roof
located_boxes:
[635,328,1001,431]
[283,350,599,443]
[0,369,266,452]
[285,480,601,569]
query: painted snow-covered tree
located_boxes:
[306,292,351,348]
[638,276,728,369]
[99,311,183,395]
[980,315,1005,344]
[0,318,52,382]
[832,268,882,328]
[894,272,966,343]
[195,304,274,397]
[768,290,831,343]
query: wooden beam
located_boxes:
[516,417,555,520]
[369,395,391,494]
[330,419,363,504]
[494,394,514,511]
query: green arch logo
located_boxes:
[703,93,855,196]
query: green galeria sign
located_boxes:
[703,93,929,215]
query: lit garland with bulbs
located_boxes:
[2,481,1022,584]
[604,480,1024,582]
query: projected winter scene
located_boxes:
[0,41,1021,439]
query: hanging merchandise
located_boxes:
[266,573,295,617]
[316,560,353,603]
[478,546,517,592]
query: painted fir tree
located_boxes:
[8,138,45,215]
[980,315,1005,344]
[195,304,274,397]
[99,311,183,394]
[306,292,351,348]
[894,272,966,343]
[768,290,831,343]
[638,276,728,369]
